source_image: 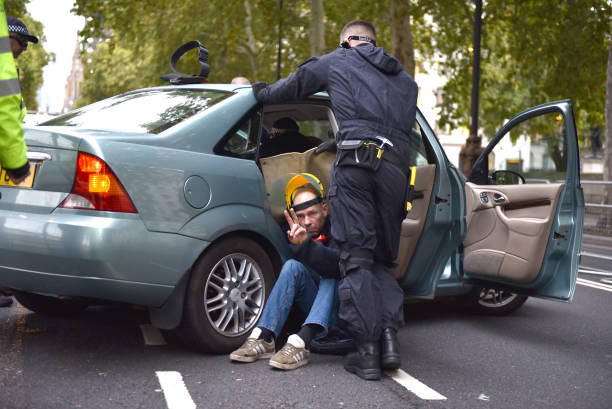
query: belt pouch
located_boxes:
[336,139,382,172]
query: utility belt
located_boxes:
[336,137,416,213]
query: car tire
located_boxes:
[462,287,528,315]
[12,291,89,315]
[176,237,275,354]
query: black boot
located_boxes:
[381,328,401,370]
[343,341,381,380]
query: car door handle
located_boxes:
[26,152,51,162]
[493,194,506,204]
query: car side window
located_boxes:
[408,122,431,167]
[296,119,334,144]
[217,112,261,159]
[486,112,566,185]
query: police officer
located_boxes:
[0,9,36,307]
[253,20,418,380]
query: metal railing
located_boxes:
[580,180,612,279]
[582,180,612,209]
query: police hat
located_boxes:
[7,17,39,44]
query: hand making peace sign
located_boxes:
[284,208,308,245]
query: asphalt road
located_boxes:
[1,242,611,409]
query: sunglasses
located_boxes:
[339,35,377,49]
[10,34,28,48]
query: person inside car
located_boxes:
[229,173,341,370]
[259,117,318,158]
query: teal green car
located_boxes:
[0,84,584,353]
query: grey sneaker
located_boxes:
[230,338,275,363]
[269,342,310,370]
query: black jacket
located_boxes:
[258,44,418,159]
[290,219,341,279]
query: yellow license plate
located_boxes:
[0,162,37,188]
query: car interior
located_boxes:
[257,101,438,281]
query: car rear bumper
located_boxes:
[0,209,209,306]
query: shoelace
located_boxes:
[243,338,266,351]
[280,344,298,356]
[280,344,308,358]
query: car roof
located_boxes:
[129,83,329,98]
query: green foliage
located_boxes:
[77,42,146,106]
[4,0,27,17]
[5,1,51,111]
[14,16,53,111]
[427,0,610,144]
[71,0,610,147]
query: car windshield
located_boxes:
[40,89,231,134]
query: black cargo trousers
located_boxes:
[329,158,407,343]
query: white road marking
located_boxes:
[577,278,612,293]
[581,251,612,261]
[156,371,196,409]
[578,268,612,276]
[386,369,447,400]
[140,324,167,346]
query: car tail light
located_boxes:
[59,152,137,213]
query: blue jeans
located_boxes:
[258,259,339,339]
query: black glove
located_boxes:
[5,161,30,184]
[314,140,337,155]
[251,82,268,102]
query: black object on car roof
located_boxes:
[160,40,210,85]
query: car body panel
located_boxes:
[178,203,290,258]
[0,208,208,305]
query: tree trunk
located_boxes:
[243,0,259,79]
[390,0,415,78]
[310,0,325,57]
[601,25,612,233]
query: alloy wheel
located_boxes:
[477,288,520,308]
[203,253,265,337]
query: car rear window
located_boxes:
[40,89,231,134]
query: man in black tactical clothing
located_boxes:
[253,20,418,380]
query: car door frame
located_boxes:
[465,99,584,301]
[398,109,466,298]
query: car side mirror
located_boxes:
[491,170,525,185]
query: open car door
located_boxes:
[464,100,584,300]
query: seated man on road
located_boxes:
[230,173,341,370]
[259,117,318,157]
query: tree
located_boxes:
[5,1,51,111]
[71,0,611,169]
[431,0,610,145]
[310,0,325,57]
[390,0,415,78]
[603,23,612,229]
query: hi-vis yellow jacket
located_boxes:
[0,0,27,170]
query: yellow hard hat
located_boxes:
[285,173,324,209]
